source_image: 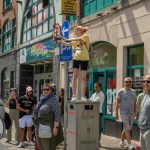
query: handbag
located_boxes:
[38,124,52,138]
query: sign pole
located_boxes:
[63,61,68,150]
[60,20,72,150]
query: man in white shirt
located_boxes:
[90,82,105,143]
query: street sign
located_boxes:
[60,20,72,62]
[62,20,69,38]
[60,45,72,61]
[54,23,61,38]
[61,0,77,15]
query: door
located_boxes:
[34,73,52,101]
[94,72,105,134]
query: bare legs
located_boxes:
[72,68,78,96]
[72,68,87,98]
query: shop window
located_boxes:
[1,68,10,100]
[106,70,116,117]
[22,0,54,43]
[89,42,117,69]
[3,19,11,52]
[127,44,144,95]
[45,63,53,73]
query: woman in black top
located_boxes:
[5,88,20,144]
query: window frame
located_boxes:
[3,0,11,11]
[22,0,54,43]
[3,19,11,52]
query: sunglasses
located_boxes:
[125,81,132,84]
[143,80,150,84]
[43,89,50,91]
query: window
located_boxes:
[89,42,117,69]
[3,20,11,52]
[127,44,144,95]
[3,0,11,10]
[22,0,54,43]
[82,0,118,17]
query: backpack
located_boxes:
[4,112,11,130]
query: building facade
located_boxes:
[16,0,63,98]
[0,0,18,100]
[65,0,149,140]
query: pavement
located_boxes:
[0,134,139,150]
[0,113,140,150]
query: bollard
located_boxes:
[136,145,140,150]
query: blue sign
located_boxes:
[60,20,72,62]
[62,20,69,38]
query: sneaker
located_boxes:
[128,145,135,150]
[16,141,20,146]
[81,97,87,101]
[17,142,24,148]
[29,141,35,146]
[71,96,76,101]
[119,141,127,148]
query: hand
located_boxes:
[53,127,58,136]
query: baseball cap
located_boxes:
[26,87,33,92]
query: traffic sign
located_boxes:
[54,23,61,38]
[60,20,72,62]
[62,20,69,38]
[60,45,72,61]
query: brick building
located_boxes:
[0,0,18,100]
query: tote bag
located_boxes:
[38,124,52,138]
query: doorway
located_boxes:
[34,73,52,101]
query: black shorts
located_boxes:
[73,60,88,70]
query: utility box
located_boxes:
[67,101,99,150]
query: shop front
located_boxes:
[19,38,54,99]
[85,41,117,134]
[86,42,144,139]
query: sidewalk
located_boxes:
[1,134,139,150]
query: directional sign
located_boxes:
[60,20,72,62]
[62,20,69,38]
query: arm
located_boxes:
[59,36,84,46]
[52,98,61,136]
[5,97,11,107]
[16,101,30,114]
[115,98,120,120]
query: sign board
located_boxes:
[60,20,72,62]
[61,0,77,15]
[62,20,69,38]
[20,48,26,64]
[54,23,61,38]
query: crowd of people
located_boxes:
[0,83,64,150]
[0,75,150,150]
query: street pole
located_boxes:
[64,61,68,150]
